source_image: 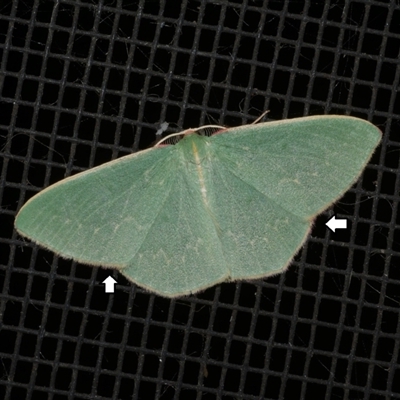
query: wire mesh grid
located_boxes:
[0,0,399,399]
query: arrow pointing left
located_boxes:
[325,215,348,233]
[103,276,117,293]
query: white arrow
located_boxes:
[103,276,117,293]
[326,215,348,233]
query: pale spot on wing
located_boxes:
[192,141,209,207]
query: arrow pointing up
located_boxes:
[103,276,117,293]
[326,215,348,233]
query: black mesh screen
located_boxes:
[1,1,399,399]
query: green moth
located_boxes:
[15,116,381,297]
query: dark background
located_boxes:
[0,1,399,399]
